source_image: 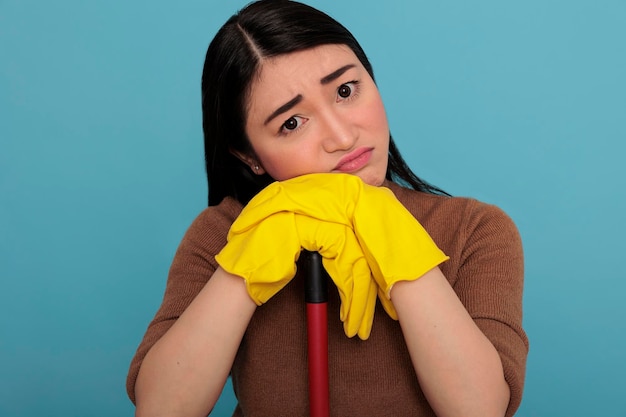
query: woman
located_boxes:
[127,1,528,416]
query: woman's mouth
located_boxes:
[333,147,373,172]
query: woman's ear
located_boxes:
[230,149,266,175]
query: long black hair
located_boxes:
[201,0,448,206]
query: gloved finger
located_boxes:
[327,253,370,338]
[322,226,374,338]
[322,258,351,323]
[354,277,378,340]
[377,287,398,320]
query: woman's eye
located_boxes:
[281,116,303,133]
[338,83,352,98]
[337,81,359,101]
[283,117,299,130]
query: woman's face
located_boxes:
[240,44,390,186]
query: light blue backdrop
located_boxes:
[1,1,625,416]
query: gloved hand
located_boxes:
[296,214,378,339]
[215,210,300,304]
[215,206,378,339]
[234,173,449,320]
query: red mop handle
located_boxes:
[301,250,330,417]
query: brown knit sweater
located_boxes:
[127,181,528,416]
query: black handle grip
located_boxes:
[300,250,329,304]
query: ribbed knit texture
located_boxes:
[127,181,528,416]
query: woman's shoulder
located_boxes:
[191,196,244,229]
[177,197,244,252]
[385,181,520,246]
[386,181,502,216]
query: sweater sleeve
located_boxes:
[454,201,529,417]
[125,199,241,404]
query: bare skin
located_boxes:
[134,268,256,417]
[391,267,510,417]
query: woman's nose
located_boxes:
[320,110,358,152]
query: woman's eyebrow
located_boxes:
[320,64,356,85]
[264,94,303,125]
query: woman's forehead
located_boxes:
[252,45,359,89]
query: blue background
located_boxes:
[1,1,625,416]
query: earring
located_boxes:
[254,164,259,172]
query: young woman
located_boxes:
[127,1,528,416]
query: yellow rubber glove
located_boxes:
[234,173,449,320]
[215,207,377,339]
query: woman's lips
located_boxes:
[334,148,373,172]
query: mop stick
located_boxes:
[301,250,330,417]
